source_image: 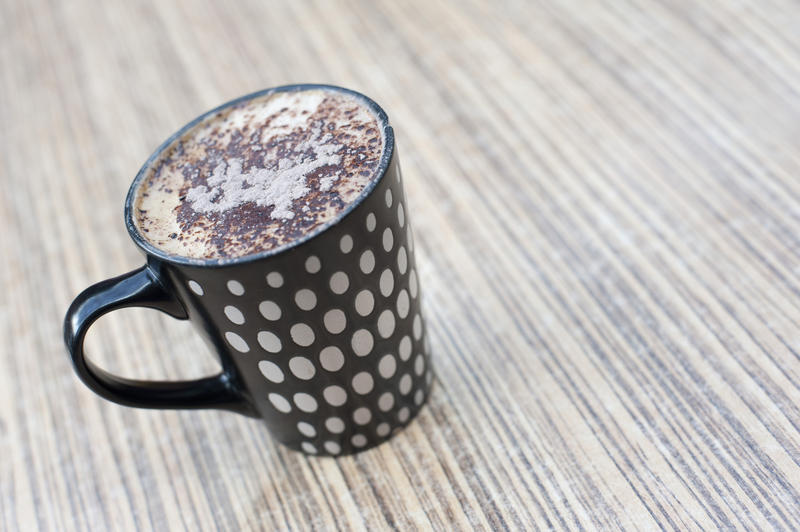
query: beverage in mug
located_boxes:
[134,88,385,259]
[64,85,432,456]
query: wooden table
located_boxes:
[4,0,800,529]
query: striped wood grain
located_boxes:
[2,0,800,529]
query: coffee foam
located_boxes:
[133,89,385,259]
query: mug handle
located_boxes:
[63,265,257,416]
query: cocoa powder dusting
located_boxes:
[133,89,385,259]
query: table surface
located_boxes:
[4,0,800,530]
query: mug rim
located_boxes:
[124,83,395,269]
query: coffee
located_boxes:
[67,84,430,455]
[133,88,386,259]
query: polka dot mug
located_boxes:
[63,85,432,456]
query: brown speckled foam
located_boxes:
[133,88,385,259]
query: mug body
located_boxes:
[123,86,432,455]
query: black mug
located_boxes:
[63,85,432,456]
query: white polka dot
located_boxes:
[397,246,408,275]
[324,441,341,455]
[353,407,371,425]
[290,323,315,346]
[298,421,316,437]
[323,385,347,406]
[289,357,316,380]
[409,269,418,298]
[351,329,374,357]
[399,336,412,361]
[382,228,394,252]
[330,271,349,294]
[188,280,204,295]
[376,423,391,437]
[257,331,281,353]
[294,393,318,413]
[268,393,291,413]
[224,305,245,325]
[352,434,367,447]
[415,354,425,376]
[380,269,394,297]
[408,226,414,252]
[294,289,317,311]
[377,310,395,338]
[366,212,376,231]
[340,234,353,253]
[398,203,405,228]
[352,372,374,395]
[259,300,281,321]
[378,392,394,411]
[399,374,412,395]
[227,280,245,296]
[325,417,345,433]
[305,255,321,273]
[427,371,433,386]
[323,309,346,334]
[386,189,393,208]
[301,442,317,454]
[396,290,410,319]
[359,249,375,274]
[398,407,410,423]
[258,360,284,383]
[413,315,423,340]
[414,389,425,406]
[266,272,284,288]
[355,289,375,316]
[225,332,249,353]
[379,354,397,379]
[319,346,345,372]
